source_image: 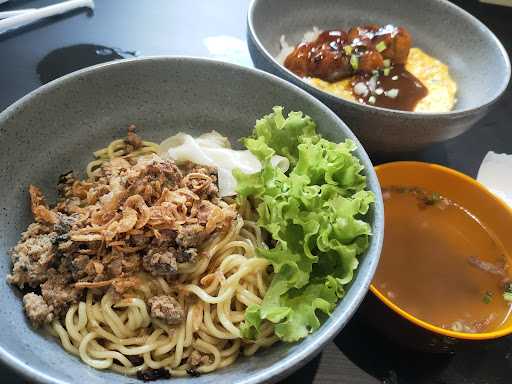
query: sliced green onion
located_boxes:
[425,192,441,206]
[383,67,391,76]
[343,45,353,55]
[350,55,359,70]
[483,291,493,304]
[383,59,391,68]
[376,41,387,53]
[504,284,512,302]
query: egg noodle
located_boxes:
[85,137,160,179]
[46,139,278,377]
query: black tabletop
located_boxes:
[1,1,511,383]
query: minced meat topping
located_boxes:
[8,130,236,327]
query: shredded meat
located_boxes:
[468,256,507,277]
[148,295,185,324]
[188,350,210,367]
[54,213,79,234]
[108,256,123,276]
[41,273,81,317]
[177,224,207,248]
[177,248,197,263]
[23,293,54,327]
[8,224,57,288]
[143,247,178,277]
[70,254,90,280]
[56,171,76,198]
[9,129,236,327]
[188,350,202,366]
[126,125,143,149]
[180,161,219,197]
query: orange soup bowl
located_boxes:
[362,161,512,353]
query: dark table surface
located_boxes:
[1,0,511,383]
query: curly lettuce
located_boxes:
[235,106,374,342]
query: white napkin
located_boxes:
[0,0,94,34]
[477,151,512,208]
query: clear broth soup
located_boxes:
[374,186,512,333]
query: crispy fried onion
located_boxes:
[124,195,150,229]
[64,155,235,245]
[29,185,58,224]
[74,276,140,293]
[181,172,212,192]
[19,130,238,331]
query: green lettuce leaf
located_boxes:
[236,107,374,342]
[244,106,320,165]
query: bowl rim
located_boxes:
[370,160,512,341]
[0,55,384,384]
[247,0,512,117]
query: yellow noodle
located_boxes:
[86,137,158,178]
[79,332,113,369]
[49,143,276,378]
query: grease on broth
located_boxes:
[374,186,512,333]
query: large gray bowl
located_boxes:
[0,57,384,384]
[247,0,511,154]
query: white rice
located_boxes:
[275,26,322,64]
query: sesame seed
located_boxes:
[385,89,399,98]
[353,82,369,97]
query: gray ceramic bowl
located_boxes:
[247,0,511,154]
[0,57,384,384]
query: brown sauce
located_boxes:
[283,24,429,111]
[374,186,512,334]
[284,29,352,82]
[351,65,428,111]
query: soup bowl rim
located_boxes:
[371,160,512,340]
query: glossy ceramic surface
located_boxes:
[367,161,512,352]
[0,57,384,384]
[247,0,511,153]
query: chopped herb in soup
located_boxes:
[375,186,512,334]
